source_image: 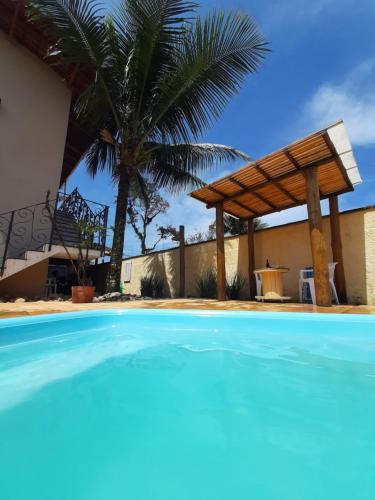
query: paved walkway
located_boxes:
[0,298,374,319]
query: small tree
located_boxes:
[127,181,169,254]
[186,231,211,244]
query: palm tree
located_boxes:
[29,0,268,291]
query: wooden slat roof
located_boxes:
[190,121,361,219]
[0,0,94,186]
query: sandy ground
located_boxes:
[0,298,374,319]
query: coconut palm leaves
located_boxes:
[27,0,268,291]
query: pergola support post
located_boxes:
[179,225,185,298]
[247,218,256,300]
[305,167,331,306]
[329,196,347,303]
[216,203,226,301]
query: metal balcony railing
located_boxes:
[0,188,109,276]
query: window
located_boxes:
[124,262,132,283]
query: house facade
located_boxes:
[0,1,107,297]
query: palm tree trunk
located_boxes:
[106,168,130,292]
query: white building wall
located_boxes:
[0,31,72,214]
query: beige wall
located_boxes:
[0,31,71,214]
[121,207,375,305]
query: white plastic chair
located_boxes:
[45,277,57,296]
[254,271,262,297]
[299,262,339,305]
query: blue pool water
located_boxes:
[0,309,375,500]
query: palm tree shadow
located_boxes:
[143,249,179,298]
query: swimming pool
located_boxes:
[0,309,374,500]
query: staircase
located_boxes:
[52,210,81,247]
[0,189,109,281]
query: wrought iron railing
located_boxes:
[0,189,109,277]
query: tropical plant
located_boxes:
[226,273,245,299]
[152,275,165,298]
[45,194,99,286]
[208,215,268,238]
[140,276,154,297]
[187,230,211,244]
[196,268,217,298]
[140,274,165,298]
[29,0,268,292]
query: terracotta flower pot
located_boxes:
[71,286,95,304]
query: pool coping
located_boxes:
[1,298,375,320]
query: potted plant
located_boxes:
[45,194,100,303]
[69,221,98,303]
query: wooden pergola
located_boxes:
[190,121,361,306]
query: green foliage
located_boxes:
[140,276,154,297]
[196,268,217,298]
[152,276,165,299]
[226,273,245,300]
[208,215,268,238]
[140,275,165,298]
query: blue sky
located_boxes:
[67,0,375,257]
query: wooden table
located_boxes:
[255,268,291,302]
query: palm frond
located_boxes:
[145,142,251,176]
[28,0,107,66]
[146,10,269,143]
[129,171,149,201]
[28,0,123,129]
[146,162,205,193]
[112,0,198,138]
[85,137,117,177]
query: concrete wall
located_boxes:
[121,206,375,305]
[0,31,72,214]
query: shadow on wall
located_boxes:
[234,235,250,300]
[184,240,218,297]
[143,249,179,298]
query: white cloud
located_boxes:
[302,59,375,146]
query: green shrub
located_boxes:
[140,276,154,297]
[196,268,217,298]
[226,273,245,299]
[140,275,165,298]
[152,275,165,298]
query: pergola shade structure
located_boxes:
[190,121,361,306]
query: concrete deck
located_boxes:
[0,299,374,319]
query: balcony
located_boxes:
[0,188,109,277]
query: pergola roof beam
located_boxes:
[205,154,334,209]
[207,186,257,216]
[228,177,280,211]
[253,164,301,204]
[284,149,301,170]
